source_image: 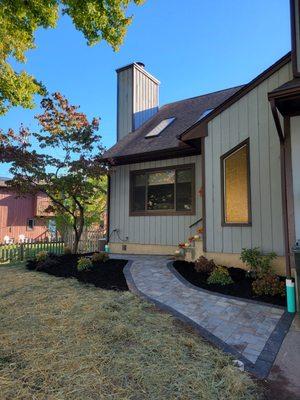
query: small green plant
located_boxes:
[91,252,109,264]
[194,256,216,274]
[64,246,72,255]
[207,266,233,286]
[240,248,277,278]
[77,257,92,272]
[240,248,285,297]
[252,275,285,297]
[36,251,49,262]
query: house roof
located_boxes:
[103,85,243,164]
[181,52,291,142]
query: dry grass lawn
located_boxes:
[0,265,263,399]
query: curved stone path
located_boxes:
[118,255,293,378]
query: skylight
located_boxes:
[197,108,214,122]
[145,117,176,138]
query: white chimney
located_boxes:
[116,62,160,141]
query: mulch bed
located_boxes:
[26,253,129,291]
[173,260,286,306]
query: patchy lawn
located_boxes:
[0,265,262,400]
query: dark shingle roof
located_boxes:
[103,85,244,161]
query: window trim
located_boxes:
[129,163,196,216]
[220,138,252,227]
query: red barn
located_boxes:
[0,179,52,243]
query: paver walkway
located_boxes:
[119,255,294,377]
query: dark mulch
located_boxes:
[26,253,129,291]
[173,260,286,306]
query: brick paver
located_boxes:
[120,255,284,365]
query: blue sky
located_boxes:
[1,0,291,177]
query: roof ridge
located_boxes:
[160,84,245,109]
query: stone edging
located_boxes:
[123,260,294,379]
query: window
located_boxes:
[27,218,35,230]
[196,108,214,122]
[145,117,176,138]
[147,170,175,210]
[130,164,195,215]
[221,139,251,225]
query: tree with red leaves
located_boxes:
[0,92,106,253]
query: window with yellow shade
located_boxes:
[221,139,251,226]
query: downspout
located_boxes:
[106,171,111,244]
[269,98,292,277]
[200,136,206,252]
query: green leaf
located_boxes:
[0,0,144,114]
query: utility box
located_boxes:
[292,240,300,312]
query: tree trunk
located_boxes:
[72,229,80,254]
[72,209,84,254]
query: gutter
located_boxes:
[103,146,199,166]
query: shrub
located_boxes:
[240,248,285,297]
[77,257,92,272]
[252,275,285,297]
[36,257,60,272]
[207,266,233,286]
[194,256,216,274]
[240,247,277,278]
[91,252,109,264]
[26,258,38,270]
[36,251,49,262]
[64,246,72,255]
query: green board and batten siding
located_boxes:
[205,61,293,256]
[117,63,159,141]
[109,155,202,246]
[133,65,159,131]
[117,67,133,141]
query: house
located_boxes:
[104,1,300,278]
[0,178,52,243]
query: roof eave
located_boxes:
[268,84,300,100]
[104,145,200,166]
[268,81,300,118]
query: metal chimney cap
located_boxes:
[136,62,145,68]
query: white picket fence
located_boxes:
[0,239,64,263]
[0,229,106,263]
